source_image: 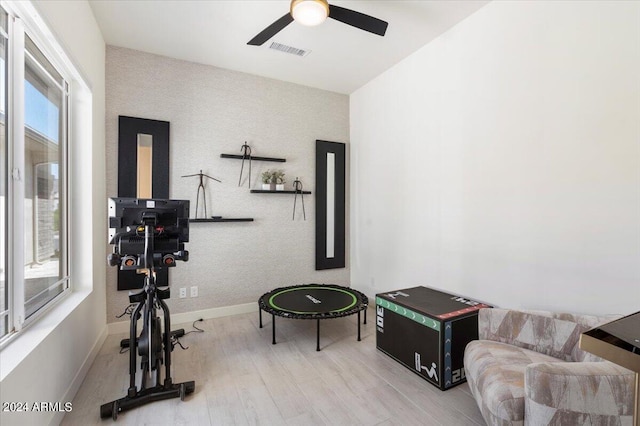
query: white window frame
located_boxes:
[1,1,74,343]
[0,9,8,338]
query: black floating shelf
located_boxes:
[250,190,312,194]
[189,217,254,223]
[220,154,286,162]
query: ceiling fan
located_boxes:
[248,0,388,46]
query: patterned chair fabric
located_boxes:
[464,308,635,426]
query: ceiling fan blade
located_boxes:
[248,13,294,46]
[328,4,388,37]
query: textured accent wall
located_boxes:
[106,46,349,323]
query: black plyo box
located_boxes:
[375,286,491,390]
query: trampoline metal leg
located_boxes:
[316,319,320,351]
[358,311,361,341]
[364,307,367,324]
[259,308,262,328]
[272,314,276,345]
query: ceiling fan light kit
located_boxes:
[291,0,329,26]
[248,0,388,46]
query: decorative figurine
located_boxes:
[238,142,252,187]
[292,177,306,221]
[181,170,221,218]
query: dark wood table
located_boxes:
[580,311,640,426]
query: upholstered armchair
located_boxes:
[463,308,635,425]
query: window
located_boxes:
[23,35,68,318]
[0,5,70,342]
[1,8,7,338]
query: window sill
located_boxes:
[0,289,91,381]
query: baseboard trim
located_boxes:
[51,324,108,426]
[107,302,258,335]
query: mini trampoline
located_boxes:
[259,284,368,351]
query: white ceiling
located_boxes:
[89,0,488,94]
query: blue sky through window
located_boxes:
[25,79,59,143]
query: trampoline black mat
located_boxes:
[258,284,369,351]
[259,284,368,319]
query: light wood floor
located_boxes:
[62,307,485,425]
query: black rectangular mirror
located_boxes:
[117,116,170,290]
[118,116,169,198]
[316,140,345,270]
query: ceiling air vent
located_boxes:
[269,42,311,57]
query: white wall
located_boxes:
[350,1,640,316]
[105,47,349,324]
[0,1,106,425]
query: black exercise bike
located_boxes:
[100,198,194,420]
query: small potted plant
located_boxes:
[261,170,275,190]
[274,170,286,191]
[261,170,286,190]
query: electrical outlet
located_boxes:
[190,286,198,297]
[179,287,187,298]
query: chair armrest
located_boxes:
[477,308,552,345]
[477,308,609,361]
[478,308,513,341]
[524,361,635,425]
